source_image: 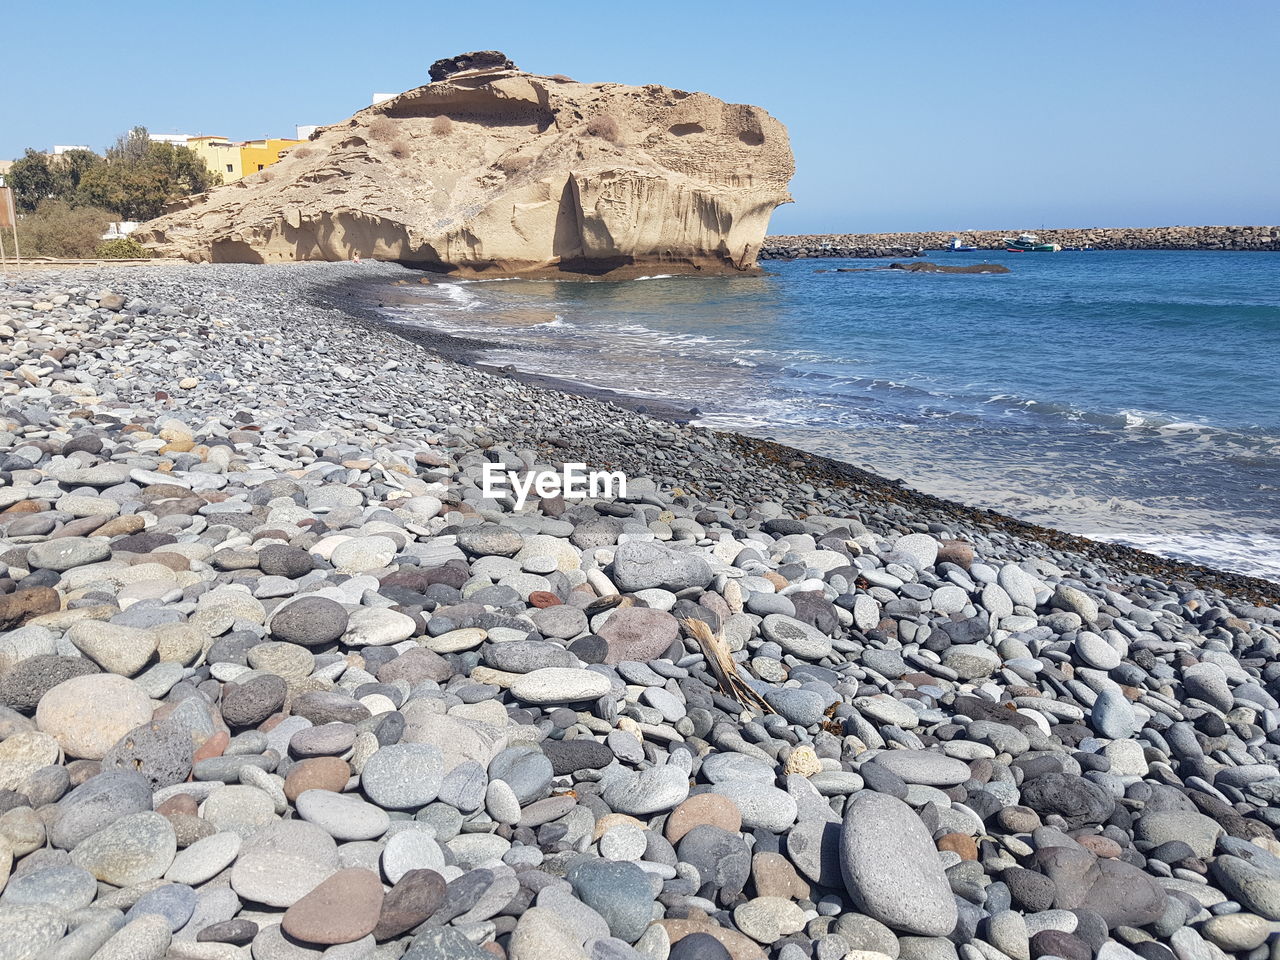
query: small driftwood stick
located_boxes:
[682,617,774,715]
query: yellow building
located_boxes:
[239,138,304,177]
[187,136,243,184]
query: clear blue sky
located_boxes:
[6,0,1277,233]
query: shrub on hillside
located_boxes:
[389,140,411,160]
[96,237,150,259]
[369,116,396,141]
[431,116,453,136]
[9,201,113,259]
[585,113,621,144]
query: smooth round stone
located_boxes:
[0,731,62,791]
[447,832,512,869]
[281,868,384,945]
[489,746,553,805]
[247,642,315,681]
[764,688,825,726]
[70,811,177,886]
[1074,633,1121,671]
[269,597,349,647]
[600,825,648,861]
[0,902,66,955]
[382,830,446,883]
[666,794,743,844]
[942,644,1001,680]
[0,864,97,910]
[868,751,971,787]
[486,779,522,825]
[230,820,339,908]
[93,913,172,960]
[700,753,775,784]
[603,765,690,815]
[839,792,958,936]
[425,628,488,654]
[361,743,444,809]
[760,615,833,659]
[568,858,654,943]
[710,781,797,832]
[1091,688,1139,740]
[372,869,447,940]
[26,536,111,571]
[66,621,158,676]
[597,606,682,665]
[37,670,153,762]
[510,668,611,704]
[931,585,969,615]
[166,832,243,885]
[126,883,198,932]
[733,896,806,944]
[1200,914,1273,952]
[344,607,417,647]
[48,770,154,849]
[290,723,357,758]
[894,534,939,570]
[296,789,389,841]
[331,536,396,574]
[542,738,615,776]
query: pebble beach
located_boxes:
[1,261,1279,960]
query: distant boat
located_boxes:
[1003,232,1062,253]
[948,237,978,251]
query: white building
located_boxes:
[371,93,396,106]
[148,134,193,145]
[296,124,319,140]
[51,145,91,155]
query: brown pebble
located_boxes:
[193,731,229,764]
[1077,834,1122,858]
[937,833,978,860]
[665,793,742,844]
[156,794,199,817]
[281,868,384,944]
[529,591,561,608]
[284,757,351,802]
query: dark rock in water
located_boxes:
[428,50,517,82]
[887,261,1010,274]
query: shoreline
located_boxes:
[328,267,1280,607]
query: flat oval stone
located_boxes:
[70,811,177,886]
[281,868,384,945]
[230,820,339,908]
[510,668,611,705]
[296,789,390,841]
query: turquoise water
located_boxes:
[383,251,1280,580]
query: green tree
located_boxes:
[7,148,57,213]
[54,148,105,204]
[78,126,221,221]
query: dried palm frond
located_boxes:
[682,617,774,715]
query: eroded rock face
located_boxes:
[136,52,794,278]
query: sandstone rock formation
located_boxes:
[136,53,795,278]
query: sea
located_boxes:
[377,250,1280,583]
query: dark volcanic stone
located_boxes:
[257,544,315,579]
[668,933,734,960]
[1031,930,1091,960]
[1021,773,1116,828]
[0,655,100,713]
[197,919,259,945]
[101,720,194,790]
[1004,867,1057,913]
[541,738,615,776]
[221,675,288,727]
[428,50,516,82]
[269,596,349,647]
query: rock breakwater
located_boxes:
[0,262,1279,960]
[763,225,1280,259]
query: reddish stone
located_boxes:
[156,794,199,817]
[193,730,229,764]
[938,833,978,860]
[529,591,561,608]
[665,794,742,844]
[0,587,60,630]
[282,868,384,944]
[284,757,351,802]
